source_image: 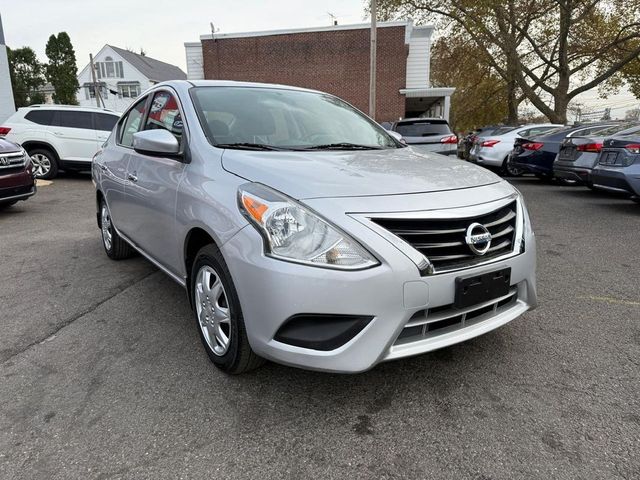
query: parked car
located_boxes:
[94,80,537,374]
[508,123,619,180]
[388,118,458,155]
[0,138,36,209]
[0,105,120,179]
[472,124,563,175]
[553,123,640,188]
[591,131,640,202]
[463,125,507,161]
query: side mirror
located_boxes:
[133,129,180,156]
[386,130,407,145]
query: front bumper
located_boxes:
[591,164,640,196]
[0,168,36,203]
[221,199,537,373]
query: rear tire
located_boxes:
[501,157,523,177]
[99,199,135,259]
[191,244,264,374]
[28,148,58,180]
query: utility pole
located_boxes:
[369,0,377,119]
[89,54,103,108]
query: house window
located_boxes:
[97,57,123,78]
[85,84,108,100]
[118,84,140,99]
[105,56,115,77]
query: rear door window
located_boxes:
[24,110,55,126]
[52,111,94,130]
[94,113,119,132]
[395,120,451,137]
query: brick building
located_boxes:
[184,21,454,123]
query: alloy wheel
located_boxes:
[30,153,51,178]
[101,204,113,251]
[195,265,232,356]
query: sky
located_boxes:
[1,0,636,119]
[1,0,368,71]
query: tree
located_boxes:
[375,0,640,123]
[431,34,510,131]
[45,32,79,105]
[7,47,45,107]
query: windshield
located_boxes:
[190,86,399,150]
[394,120,451,137]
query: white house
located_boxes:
[76,45,186,112]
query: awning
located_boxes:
[400,87,455,98]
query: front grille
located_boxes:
[371,201,518,272]
[394,289,518,345]
[0,152,27,170]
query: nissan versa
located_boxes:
[93,80,537,374]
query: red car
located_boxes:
[0,138,36,209]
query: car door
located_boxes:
[50,110,99,162]
[93,112,120,149]
[124,89,188,275]
[101,96,150,229]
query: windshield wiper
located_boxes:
[302,142,384,151]
[215,142,285,151]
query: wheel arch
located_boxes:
[184,227,221,307]
[96,190,105,228]
[21,141,60,161]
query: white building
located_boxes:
[76,45,186,112]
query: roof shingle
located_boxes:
[108,45,186,82]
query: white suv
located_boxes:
[0,105,121,179]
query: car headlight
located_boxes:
[238,183,379,270]
[20,148,31,167]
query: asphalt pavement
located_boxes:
[1,173,638,479]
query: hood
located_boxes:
[0,138,21,154]
[222,147,500,199]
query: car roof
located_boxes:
[19,104,119,115]
[396,117,448,123]
[536,123,618,140]
[185,79,322,95]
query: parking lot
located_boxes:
[1,174,639,479]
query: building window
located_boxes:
[118,84,140,99]
[85,84,108,100]
[96,57,123,79]
[105,56,115,77]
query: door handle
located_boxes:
[127,172,138,182]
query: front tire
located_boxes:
[100,199,135,259]
[28,148,58,180]
[191,244,264,374]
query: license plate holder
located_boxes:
[454,268,512,309]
